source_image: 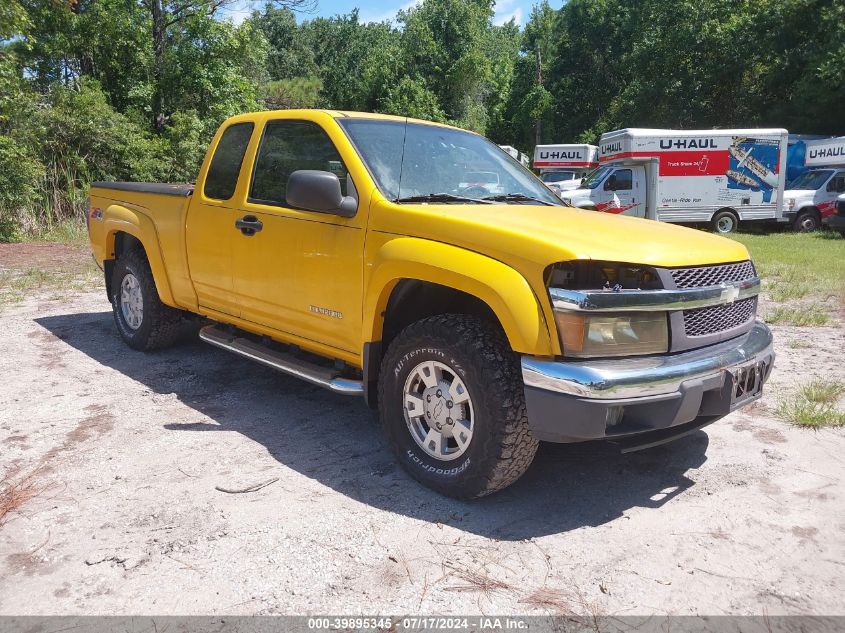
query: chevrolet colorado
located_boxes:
[87,110,774,498]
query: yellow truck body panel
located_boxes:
[88,109,752,366]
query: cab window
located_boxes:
[250,120,349,207]
[614,169,633,190]
[203,122,254,201]
[827,173,845,193]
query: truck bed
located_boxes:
[91,181,194,197]
[88,181,197,310]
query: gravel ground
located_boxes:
[1,278,844,616]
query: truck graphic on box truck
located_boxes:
[562,128,789,233]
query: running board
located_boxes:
[199,325,364,396]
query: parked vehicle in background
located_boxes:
[784,134,832,183]
[783,136,845,232]
[458,171,505,196]
[86,110,774,498]
[533,144,598,196]
[827,193,845,238]
[499,144,531,167]
[562,128,789,234]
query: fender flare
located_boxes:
[102,204,177,307]
[364,237,554,355]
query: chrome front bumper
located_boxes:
[520,321,774,444]
[522,320,773,400]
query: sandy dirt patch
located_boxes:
[0,249,843,616]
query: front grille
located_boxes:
[670,260,755,288]
[683,297,757,337]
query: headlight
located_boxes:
[554,311,668,358]
[786,198,795,210]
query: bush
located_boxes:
[0,136,44,241]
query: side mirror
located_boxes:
[286,170,358,218]
[604,175,617,191]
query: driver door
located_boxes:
[602,168,645,217]
[231,119,366,355]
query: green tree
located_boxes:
[398,0,495,130]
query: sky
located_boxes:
[221,0,563,27]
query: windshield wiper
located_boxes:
[394,193,493,204]
[481,193,557,206]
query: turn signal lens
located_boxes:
[554,312,668,358]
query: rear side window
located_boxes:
[250,120,348,206]
[828,173,845,193]
[203,122,254,201]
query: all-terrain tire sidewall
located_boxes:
[382,344,480,486]
[111,250,182,351]
[378,316,538,499]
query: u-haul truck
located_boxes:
[499,144,531,168]
[782,136,845,232]
[562,128,788,233]
[533,144,598,196]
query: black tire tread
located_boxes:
[111,249,185,351]
[378,314,538,499]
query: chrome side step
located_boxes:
[199,325,364,396]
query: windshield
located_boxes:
[540,171,576,182]
[579,166,612,189]
[788,170,833,191]
[338,118,562,205]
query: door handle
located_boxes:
[235,215,263,236]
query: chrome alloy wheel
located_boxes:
[403,360,474,461]
[120,273,144,330]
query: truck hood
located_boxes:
[372,202,750,270]
[783,189,816,199]
[562,188,592,199]
[556,180,583,191]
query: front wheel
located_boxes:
[793,210,819,232]
[378,315,538,499]
[111,249,185,351]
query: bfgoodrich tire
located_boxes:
[111,249,185,351]
[378,314,538,499]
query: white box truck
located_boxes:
[782,136,845,231]
[499,144,531,168]
[562,128,789,233]
[533,144,598,195]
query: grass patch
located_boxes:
[20,219,88,244]
[0,264,101,307]
[802,380,845,404]
[766,305,830,326]
[766,281,810,302]
[731,231,845,303]
[787,339,812,349]
[776,380,845,429]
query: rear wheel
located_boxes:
[110,249,185,351]
[378,314,538,499]
[793,210,819,232]
[711,210,738,234]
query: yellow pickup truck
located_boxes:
[87,110,774,498]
